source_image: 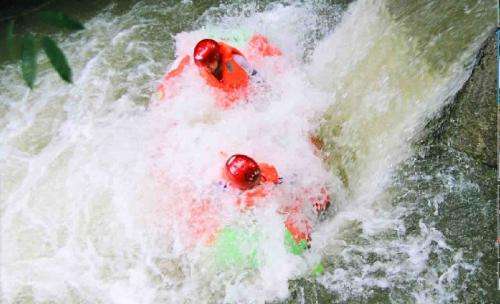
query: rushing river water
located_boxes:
[0,0,496,303]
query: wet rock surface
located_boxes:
[396,33,497,303]
[281,33,496,304]
[425,35,496,168]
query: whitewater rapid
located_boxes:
[0,0,495,303]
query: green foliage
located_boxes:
[41,36,71,83]
[6,20,15,59]
[2,10,84,88]
[38,11,84,31]
[21,34,37,88]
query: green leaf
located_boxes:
[38,11,84,31]
[6,20,15,58]
[21,34,37,88]
[41,36,72,83]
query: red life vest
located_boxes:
[157,35,282,107]
[199,42,250,107]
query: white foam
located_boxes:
[0,0,491,303]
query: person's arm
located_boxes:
[248,34,282,57]
[163,55,190,82]
[233,54,258,76]
[157,55,191,97]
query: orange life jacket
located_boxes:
[236,163,280,208]
[157,35,282,106]
[229,162,313,246]
[199,42,250,107]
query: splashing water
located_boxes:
[0,0,495,303]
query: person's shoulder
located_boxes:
[219,41,243,56]
[178,54,191,66]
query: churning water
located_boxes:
[0,0,495,303]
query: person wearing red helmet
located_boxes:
[157,35,281,108]
[192,39,252,106]
[194,39,256,82]
[223,153,330,249]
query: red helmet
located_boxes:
[225,154,261,190]
[193,39,220,67]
